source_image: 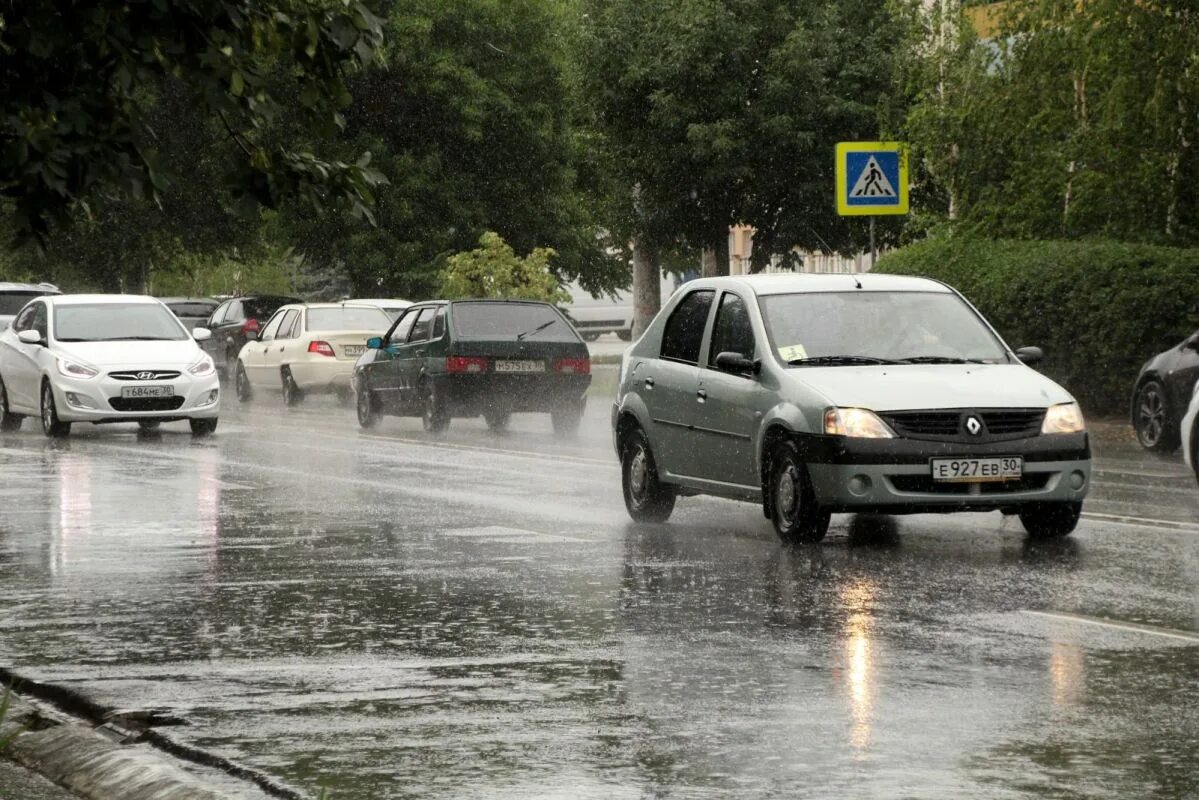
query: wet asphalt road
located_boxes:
[1,368,1198,800]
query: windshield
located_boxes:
[306,306,392,332]
[0,291,45,316]
[54,303,190,342]
[452,302,577,341]
[759,291,1009,364]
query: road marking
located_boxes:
[1023,610,1199,644]
[1082,511,1199,532]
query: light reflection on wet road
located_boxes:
[1,379,1198,799]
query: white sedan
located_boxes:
[233,303,393,405]
[1183,382,1199,483]
[0,294,220,437]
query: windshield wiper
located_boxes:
[515,320,556,341]
[897,356,991,364]
[787,355,902,366]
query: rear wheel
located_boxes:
[138,420,161,432]
[580,332,600,342]
[483,407,510,431]
[0,378,23,432]
[40,382,70,438]
[769,441,830,544]
[281,368,304,407]
[224,349,238,382]
[421,381,449,433]
[1019,501,1082,539]
[620,426,675,523]
[616,329,633,342]
[356,386,379,429]
[190,418,218,436]
[1133,380,1179,452]
[551,399,585,437]
[235,362,253,402]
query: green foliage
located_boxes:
[147,248,298,298]
[876,234,1199,413]
[441,232,567,302]
[0,0,386,245]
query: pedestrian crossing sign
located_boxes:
[836,142,909,216]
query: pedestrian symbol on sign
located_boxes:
[850,156,896,199]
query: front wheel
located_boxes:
[421,382,449,433]
[620,427,675,523]
[769,441,830,544]
[40,382,71,438]
[1019,501,1082,539]
[1133,380,1179,452]
[0,378,23,432]
[281,368,304,407]
[616,329,633,342]
[551,399,585,437]
[356,386,379,429]
[190,418,219,436]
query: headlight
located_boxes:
[1042,402,1085,434]
[824,407,895,439]
[56,358,98,379]
[189,355,216,376]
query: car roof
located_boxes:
[351,298,412,305]
[157,296,218,304]
[302,302,387,310]
[0,281,61,293]
[48,294,164,306]
[676,273,951,296]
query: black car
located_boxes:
[352,299,591,435]
[1131,327,1199,451]
[158,296,220,332]
[201,294,302,380]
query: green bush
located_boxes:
[875,235,1199,414]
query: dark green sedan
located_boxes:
[352,299,591,434]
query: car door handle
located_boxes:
[696,389,707,402]
[644,377,654,389]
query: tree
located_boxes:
[441,232,567,302]
[0,0,386,246]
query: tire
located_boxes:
[551,399,586,437]
[483,407,510,431]
[356,386,379,429]
[769,440,830,544]
[281,368,304,407]
[1190,423,1199,485]
[40,382,71,438]
[0,377,23,432]
[1133,379,1179,452]
[235,361,253,403]
[190,418,219,436]
[421,381,449,433]
[1019,501,1082,539]
[138,420,162,432]
[616,329,633,342]
[619,426,675,523]
[581,332,600,342]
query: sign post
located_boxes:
[835,141,909,267]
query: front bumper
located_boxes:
[799,432,1091,513]
[51,371,221,423]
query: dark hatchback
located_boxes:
[352,299,591,434]
[201,294,302,379]
[1130,327,1199,451]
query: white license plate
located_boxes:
[931,456,1023,483]
[120,385,175,399]
[494,360,545,373]
[343,345,365,357]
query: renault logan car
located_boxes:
[611,274,1091,542]
[0,294,220,437]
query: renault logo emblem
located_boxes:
[136,371,155,380]
[965,416,983,436]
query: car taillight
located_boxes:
[554,358,591,375]
[308,341,336,357]
[242,318,260,335]
[446,356,489,374]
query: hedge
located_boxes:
[874,236,1199,415]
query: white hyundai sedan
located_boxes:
[0,294,220,437]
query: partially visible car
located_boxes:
[350,298,412,320]
[233,302,393,406]
[159,296,220,331]
[1182,382,1199,483]
[563,277,678,342]
[0,281,61,332]
[0,294,219,437]
[200,294,302,380]
[1130,327,1199,452]
[353,299,590,434]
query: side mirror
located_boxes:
[192,326,212,342]
[367,337,383,350]
[17,329,43,345]
[714,351,760,376]
[1016,346,1044,366]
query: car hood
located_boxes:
[53,340,203,368]
[789,363,1073,411]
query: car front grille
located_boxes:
[879,409,1045,441]
[108,370,182,381]
[108,396,186,412]
[888,473,1052,495]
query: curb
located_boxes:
[2,693,238,800]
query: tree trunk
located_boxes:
[701,248,718,278]
[632,239,661,339]
[715,230,729,276]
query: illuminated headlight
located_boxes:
[189,355,216,376]
[57,358,98,379]
[824,407,895,439]
[1042,402,1086,434]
